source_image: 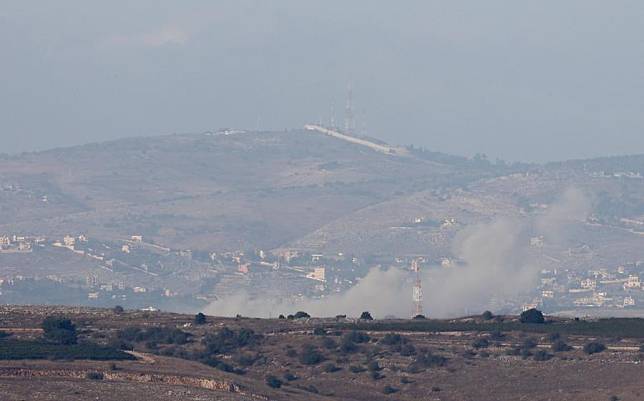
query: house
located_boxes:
[306,267,326,282]
[624,275,641,290]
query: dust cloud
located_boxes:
[205,188,591,319]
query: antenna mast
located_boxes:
[344,84,355,134]
[411,258,424,317]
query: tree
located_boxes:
[112,305,124,314]
[293,311,311,319]
[481,311,494,320]
[519,308,545,324]
[194,312,207,325]
[42,317,77,345]
[360,311,374,321]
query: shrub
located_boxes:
[321,337,337,349]
[349,365,366,373]
[380,333,406,346]
[383,385,399,394]
[370,371,383,380]
[283,372,297,381]
[299,344,324,365]
[278,314,285,319]
[345,331,370,344]
[533,350,552,361]
[583,342,606,355]
[522,338,538,350]
[203,327,261,354]
[481,311,494,320]
[400,376,414,384]
[293,311,311,319]
[471,338,490,349]
[194,313,207,325]
[112,305,124,314]
[415,351,447,368]
[551,340,572,352]
[265,375,283,389]
[520,309,545,324]
[313,327,326,336]
[360,311,374,321]
[489,330,505,341]
[400,343,416,356]
[367,360,382,371]
[323,363,341,373]
[412,314,426,320]
[42,317,77,345]
[85,371,104,380]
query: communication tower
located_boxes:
[344,84,355,134]
[411,258,424,317]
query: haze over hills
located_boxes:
[0,127,643,315]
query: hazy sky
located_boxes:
[2,1,644,162]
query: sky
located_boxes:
[1,1,644,162]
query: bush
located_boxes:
[283,372,297,381]
[323,363,341,373]
[533,350,552,361]
[522,338,538,350]
[85,371,104,380]
[203,327,261,354]
[349,365,366,373]
[551,340,572,352]
[383,385,399,394]
[265,375,283,389]
[400,343,416,356]
[414,351,447,368]
[481,311,494,320]
[367,360,382,371]
[42,317,77,345]
[0,340,135,361]
[471,338,490,349]
[344,331,370,344]
[293,311,311,319]
[489,330,505,341]
[118,326,190,346]
[380,333,406,346]
[299,344,325,365]
[360,311,374,321]
[370,371,384,380]
[194,313,207,325]
[520,309,545,324]
[321,337,337,350]
[583,342,606,355]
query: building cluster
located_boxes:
[527,262,644,311]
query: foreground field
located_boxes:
[0,306,643,401]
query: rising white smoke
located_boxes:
[205,188,591,319]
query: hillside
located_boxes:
[1,306,644,401]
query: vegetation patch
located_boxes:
[0,340,135,361]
